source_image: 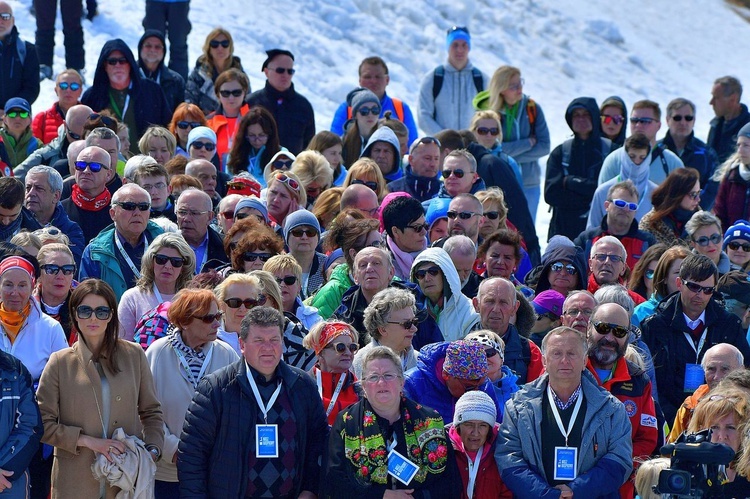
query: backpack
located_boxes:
[432,65,484,119]
[133,301,172,351]
[560,137,612,175]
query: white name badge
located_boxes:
[387,448,419,486]
[256,424,279,458]
[554,446,577,481]
[684,363,705,392]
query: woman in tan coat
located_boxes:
[37,279,164,498]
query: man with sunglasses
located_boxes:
[1,98,42,170]
[79,184,164,301]
[586,236,646,306]
[585,303,657,498]
[386,136,442,202]
[0,1,39,113]
[247,49,314,155]
[641,254,750,424]
[436,149,485,199]
[137,30,185,114]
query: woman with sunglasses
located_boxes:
[530,235,587,297]
[302,321,360,425]
[229,222,284,273]
[685,211,730,274]
[264,171,307,226]
[226,107,282,184]
[33,70,84,145]
[714,124,750,233]
[639,167,701,247]
[34,244,78,345]
[37,279,164,499]
[628,243,668,301]
[470,110,523,185]
[185,28,246,115]
[168,103,207,157]
[146,288,238,497]
[118,233,196,340]
[341,88,381,167]
[283,210,326,298]
[599,96,628,148]
[343,157,389,201]
[207,69,251,169]
[724,220,750,272]
[213,273,265,355]
[465,330,518,418]
[263,254,323,330]
[261,150,296,187]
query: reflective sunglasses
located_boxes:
[290,228,317,238]
[219,89,244,98]
[610,198,638,211]
[0,13,12,20]
[351,179,378,191]
[483,211,500,220]
[630,117,657,125]
[684,281,715,295]
[177,120,201,129]
[114,201,150,212]
[242,252,272,262]
[358,105,380,116]
[476,127,499,136]
[273,159,293,170]
[106,57,128,66]
[326,342,358,354]
[592,321,630,339]
[274,173,300,191]
[209,39,230,48]
[442,169,467,179]
[645,269,655,280]
[671,115,694,122]
[275,276,297,286]
[224,296,267,309]
[74,161,108,172]
[269,67,295,75]
[153,254,185,267]
[76,305,112,320]
[406,222,429,233]
[6,110,30,119]
[58,82,81,91]
[447,211,477,220]
[41,264,76,276]
[592,253,624,263]
[601,115,624,125]
[191,141,215,151]
[196,311,223,323]
[550,262,576,275]
[728,242,750,252]
[414,266,440,280]
[386,318,420,329]
[692,233,722,247]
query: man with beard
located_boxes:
[585,303,657,498]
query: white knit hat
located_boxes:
[454,390,496,426]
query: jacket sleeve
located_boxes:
[417,71,443,135]
[36,353,83,454]
[311,281,344,319]
[597,153,619,185]
[63,219,86,268]
[543,145,566,207]
[711,174,730,230]
[135,345,164,451]
[503,103,551,164]
[632,378,658,460]
[401,102,419,146]
[77,245,101,282]
[31,111,44,142]
[299,375,328,495]
[0,360,42,481]
[586,187,607,231]
[526,341,545,383]
[177,376,219,497]
[19,42,40,105]
[330,102,349,137]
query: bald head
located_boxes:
[341,184,379,218]
[77,145,110,166]
[590,302,629,328]
[66,140,87,174]
[65,104,94,136]
[0,2,13,41]
[702,343,744,389]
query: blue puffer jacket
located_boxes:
[47,202,86,266]
[491,366,519,422]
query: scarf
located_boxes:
[71,183,112,211]
[666,207,695,238]
[740,163,750,182]
[338,397,449,485]
[0,302,31,344]
[503,101,520,139]
[0,210,22,242]
[618,147,652,198]
[386,234,424,281]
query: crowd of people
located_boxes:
[1,8,750,499]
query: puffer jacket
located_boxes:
[448,423,511,499]
[495,371,633,498]
[32,102,67,145]
[411,247,481,340]
[310,263,354,319]
[360,126,403,182]
[207,103,250,170]
[184,55,246,115]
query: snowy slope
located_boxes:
[12,0,750,246]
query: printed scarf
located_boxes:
[71,184,111,211]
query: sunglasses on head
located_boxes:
[74,161,108,172]
[442,169,467,179]
[88,113,117,129]
[114,201,150,212]
[242,252,272,262]
[273,159,293,170]
[191,141,215,151]
[447,211,477,220]
[274,173,300,191]
[693,234,722,247]
[326,342,358,354]
[76,305,112,320]
[269,67,295,75]
[728,241,750,252]
[630,117,657,125]
[447,25,469,35]
[41,264,76,276]
[592,321,630,339]
[195,311,223,323]
[153,254,185,267]
[351,179,378,191]
[386,318,420,329]
[275,276,297,286]
[610,198,638,211]
[358,105,380,117]
[483,211,500,220]
[177,120,201,129]
[209,39,230,48]
[601,115,624,125]
[684,281,715,295]
[224,296,267,309]
[106,57,128,66]
[411,136,442,150]
[671,115,694,122]
[415,266,440,280]
[476,127,499,136]
[6,110,29,119]
[550,262,576,275]
[58,82,81,91]
[290,228,317,238]
[219,89,244,98]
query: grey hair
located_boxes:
[593,284,635,317]
[239,306,285,340]
[363,288,416,341]
[361,345,404,378]
[85,126,121,152]
[444,235,478,259]
[111,183,151,205]
[444,149,478,173]
[591,235,627,261]
[26,165,63,193]
[123,154,158,182]
[353,246,394,271]
[685,210,722,237]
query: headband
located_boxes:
[314,322,355,355]
[0,256,35,284]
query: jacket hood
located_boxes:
[411,247,462,301]
[361,126,402,175]
[93,39,140,91]
[601,95,628,145]
[137,30,167,68]
[535,239,587,293]
[565,97,603,143]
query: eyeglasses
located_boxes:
[74,161,108,172]
[0,13,12,20]
[476,127,499,136]
[76,305,112,320]
[6,110,29,119]
[592,253,624,263]
[106,57,129,66]
[550,262,576,275]
[483,211,500,220]
[386,318,421,329]
[274,173,300,191]
[351,179,378,191]
[176,209,210,218]
[246,133,268,141]
[268,67,295,75]
[447,211,478,220]
[358,105,381,116]
[275,276,297,286]
[140,182,167,192]
[41,264,76,276]
[630,117,657,125]
[645,269,655,280]
[191,141,215,151]
[507,78,525,92]
[728,242,750,252]
[601,115,624,125]
[154,254,185,267]
[563,308,593,317]
[326,342,358,354]
[671,115,694,122]
[363,373,402,384]
[415,266,441,280]
[219,89,244,98]
[177,121,201,129]
[224,296,267,309]
[290,228,318,238]
[114,201,150,212]
[209,39,230,48]
[592,321,630,339]
[442,169,468,179]
[195,311,223,323]
[684,281,715,296]
[609,198,638,211]
[242,252,272,262]
[58,82,81,91]
[692,233,722,247]
[405,222,428,233]
[447,26,469,35]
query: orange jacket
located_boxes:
[207,103,250,171]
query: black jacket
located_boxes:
[137,30,185,114]
[178,359,328,498]
[0,27,40,108]
[708,103,750,162]
[200,227,229,272]
[386,163,440,203]
[641,292,750,424]
[659,131,720,210]
[247,81,315,155]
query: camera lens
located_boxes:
[668,473,687,490]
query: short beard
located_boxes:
[588,338,625,367]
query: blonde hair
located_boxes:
[200,27,236,79]
[36,243,74,266]
[312,187,343,229]
[688,387,750,436]
[291,150,334,191]
[634,457,670,499]
[263,254,302,283]
[214,272,262,302]
[475,187,508,228]
[138,126,177,158]
[343,158,389,200]
[469,110,503,142]
[247,270,284,313]
[488,66,522,112]
[10,232,41,253]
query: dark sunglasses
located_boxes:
[485,347,499,358]
[592,253,624,263]
[275,276,298,286]
[209,39,230,48]
[219,89,244,98]
[447,211,477,220]
[177,120,201,129]
[592,321,630,339]
[195,311,223,323]
[630,117,657,125]
[415,266,440,280]
[154,254,185,267]
[601,115,624,125]
[290,228,317,238]
[58,82,81,91]
[235,212,265,223]
[645,269,655,280]
[550,262,576,275]
[75,161,108,172]
[273,159,293,170]
[610,198,638,211]
[41,264,76,276]
[692,234,722,247]
[358,105,380,116]
[76,305,112,320]
[191,141,216,151]
[67,128,82,140]
[351,179,378,191]
[269,67,295,75]
[242,252,272,262]
[483,211,500,220]
[274,173,300,191]
[671,115,694,122]
[536,313,557,322]
[684,281,715,296]
[106,57,128,66]
[386,318,421,329]
[326,342,358,354]
[6,110,29,119]
[88,113,117,129]
[224,296,267,309]
[406,222,429,233]
[476,127,499,136]
[442,169,467,179]
[728,242,750,252]
[114,201,150,212]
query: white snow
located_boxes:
[11,0,750,247]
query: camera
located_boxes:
[654,430,736,498]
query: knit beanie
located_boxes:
[739,123,750,139]
[724,220,750,248]
[186,126,217,151]
[283,209,321,242]
[234,197,269,224]
[350,88,380,116]
[446,27,471,50]
[454,390,496,426]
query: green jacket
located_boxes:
[310,263,353,319]
[0,128,42,168]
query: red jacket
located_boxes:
[310,366,359,426]
[448,424,511,499]
[587,274,646,306]
[32,102,68,144]
[207,103,250,171]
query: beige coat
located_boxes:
[37,339,164,499]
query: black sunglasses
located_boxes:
[154,254,185,267]
[406,222,429,233]
[358,106,380,116]
[219,89,244,98]
[442,169,466,179]
[415,266,440,280]
[485,348,499,359]
[275,276,298,286]
[88,113,118,129]
[224,296,267,309]
[76,305,112,320]
[209,39,230,48]
[195,312,223,323]
[242,252,272,262]
[447,211,477,220]
[671,115,694,122]
[684,281,715,296]
[484,211,500,220]
[58,82,81,91]
[728,242,750,252]
[269,67,295,75]
[106,57,128,66]
[351,179,378,191]
[386,318,421,329]
[75,161,108,172]
[41,264,76,276]
[177,120,201,129]
[291,228,317,238]
[273,159,293,170]
[191,141,216,151]
[114,201,150,212]
[476,127,499,136]
[592,321,630,339]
